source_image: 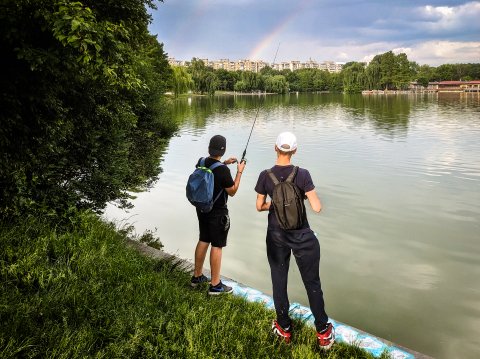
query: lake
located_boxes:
[105,92,480,359]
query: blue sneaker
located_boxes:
[208,281,233,295]
[190,274,209,288]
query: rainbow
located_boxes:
[248,0,312,61]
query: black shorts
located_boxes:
[197,207,230,248]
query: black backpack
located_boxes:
[267,166,306,230]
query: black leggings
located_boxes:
[266,228,329,332]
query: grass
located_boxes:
[0,212,389,358]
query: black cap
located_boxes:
[208,135,226,157]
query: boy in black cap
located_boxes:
[191,135,246,295]
[254,131,334,348]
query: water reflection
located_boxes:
[173,93,420,138]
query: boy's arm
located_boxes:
[225,160,246,197]
[256,193,271,212]
[305,190,322,213]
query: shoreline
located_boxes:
[128,239,433,359]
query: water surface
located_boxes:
[106,93,480,359]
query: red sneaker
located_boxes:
[272,320,292,344]
[316,323,335,350]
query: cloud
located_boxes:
[412,2,480,39]
[151,1,480,66]
[359,41,480,65]
[407,40,480,65]
[325,1,480,44]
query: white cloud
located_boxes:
[392,47,413,56]
[361,41,480,65]
[410,40,480,64]
[414,2,480,34]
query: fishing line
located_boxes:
[240,42,281,163]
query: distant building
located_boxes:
[409,81,480,92]
[435,80,480,92]
[168,57,189,67]
[319,61,344,73]
[168,57,344,73]
[273,60,343,73]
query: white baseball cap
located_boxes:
[275,131,297,152]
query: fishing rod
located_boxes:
[240,42,281,164]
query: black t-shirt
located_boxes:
[195,157,234,209]
[255,165,315,231]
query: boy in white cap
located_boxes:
[254,131,334,349]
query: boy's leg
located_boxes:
[208,210,229,286]
[292,231,329,330]
[194,240,209,277]
[210,246,223,285]
[267,229,292,329]
[195,211,210,278]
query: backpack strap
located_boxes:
[212,187,224,204]
[198,158,224,172]
[285,166,299,183]
[208,161,224,171]
[267,167,298,184]
[208,160,226,205]
[266,168,280,185]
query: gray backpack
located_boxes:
[267,166,306,230]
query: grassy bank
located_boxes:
[0,212,386,358]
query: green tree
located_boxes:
[171,66,193,96]
[259,65,279,77]
[264,75,289,94]
[416,76,430,88]
[312,70,330,91]
[0,0,176,217]
[241,71,261,91]
[376,51,396,90]
[416,64,435,85]
[234,80,247,92]
[434,64,456,81]
[215,69,238,91]
[364,61,381,90]
[285,70,300,92]
[363,51,417,90]
[188,58,217,95]
[342,62,366,93]
[329,72,344,92]
[393,53,415,90]
[297,69,315,92]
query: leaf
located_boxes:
[67,35,79,44]
[71,19,81,31]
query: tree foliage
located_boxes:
[188,58,218,95]
[264,75,289,94]
[171,66,193,97]
[0,0,176,218]
[168,53,479,97]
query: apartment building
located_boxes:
[168,57,344,73]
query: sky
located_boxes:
[149,0,480,66]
